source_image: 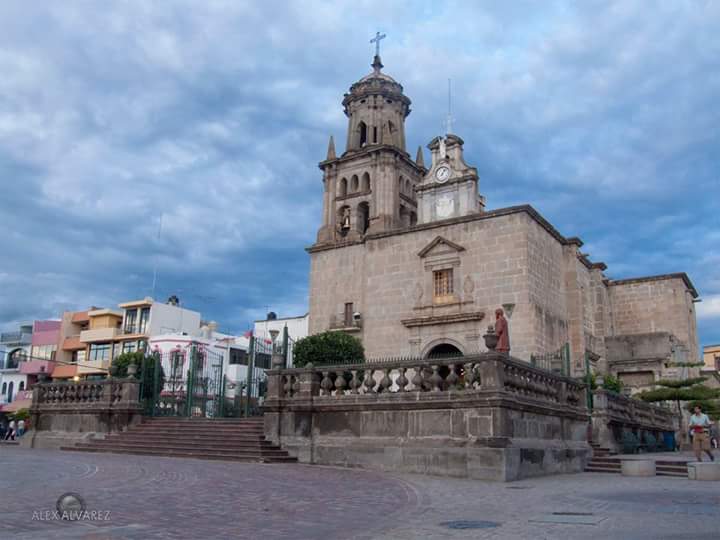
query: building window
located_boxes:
[433,269,454,303]
[31,344,57,361]
[89,343,111,363]
[124,309,138,334]
[122,341,137,354]
[19,381,24,391]
[344,303,354,327]
[1,382,6,395]
[229,349,248,365]
[138,307,150,334]
[72,350,86,363]
[255,353,272,370]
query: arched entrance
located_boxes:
[424,343,464,390]
[425,343,463,359]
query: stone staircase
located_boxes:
[61,417,296,463]
[586,443,688,477]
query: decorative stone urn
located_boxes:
[483,325,498,351]
[127,363,138,378]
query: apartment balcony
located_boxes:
[0,332,32,345]
[122,324,148,336]
[20,360,53,375]
[77,358,110,375]
[62,335,85,351]
[80,327,120,342]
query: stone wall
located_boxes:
[591,389,677,453]
[24,379,143,449]
[608,275,699,360]
[263,352,591,482]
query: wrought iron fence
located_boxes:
[530,343,571,377]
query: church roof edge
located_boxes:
[608,273,699,298]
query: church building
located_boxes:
[307,50,700,378]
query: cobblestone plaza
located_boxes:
[1,447,717,539]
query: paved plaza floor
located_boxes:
[0,446,717,539]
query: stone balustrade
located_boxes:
[24,379,143,450]
[264,352,591,481]
[591,389,677,453]
[273,354,586,408]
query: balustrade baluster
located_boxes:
[463,363,475,390]
[379,369,391,393]
[335,371,347,394]
[364,369,376,393]
[396,368,408,392]
[411,367,423,391]
[430,365,442,392]
[349,370,361,394]
[446,365,459,390]
[320,371,334,395]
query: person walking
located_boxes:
[17,418,25,437]
[689,405,715,462]
[4,419,16,441]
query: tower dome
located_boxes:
[341,55,411,153]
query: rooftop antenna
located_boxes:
[151,213,163,300]
[446,78,453,136]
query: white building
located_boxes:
[253,313,308,367]
[148,323,268,402]
[0,325,32,407]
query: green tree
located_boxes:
[293,331,365,367]
[602,374,623,394]
[110,352,165,400]
[638,377,720,437]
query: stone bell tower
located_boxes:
[315,49,425,245]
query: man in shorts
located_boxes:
[689,405,715,462]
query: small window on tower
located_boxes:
[373,126,378,143]
[359,122,368,146]
[433,269,454,304]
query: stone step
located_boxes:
[585,466,619,473]
[61,446,297,463]
[104,434,273,444]
[128,427,265,435]
[90,439,275,451]
[72,441,290,456]
[141,419,264,425]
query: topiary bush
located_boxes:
[293,331,365,367]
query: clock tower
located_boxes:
[315,51,425,245]
[416,134,484,224]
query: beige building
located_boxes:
[53,297,202,379]
[307,52,701,377]
[703,344,720,370]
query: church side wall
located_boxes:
[608,278,699,360]
[525,219,569,358]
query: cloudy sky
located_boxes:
[0,1,718,349]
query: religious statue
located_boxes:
[494,308,510,354]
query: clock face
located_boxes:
[435,166,450,183]
[436,196,455,219]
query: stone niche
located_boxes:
[264,352,591,481]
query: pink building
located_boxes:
[21,320,61,385]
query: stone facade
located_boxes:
[308,55,701,375]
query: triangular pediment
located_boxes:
[418,236,466,258]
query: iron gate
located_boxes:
[140,346,226,418]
